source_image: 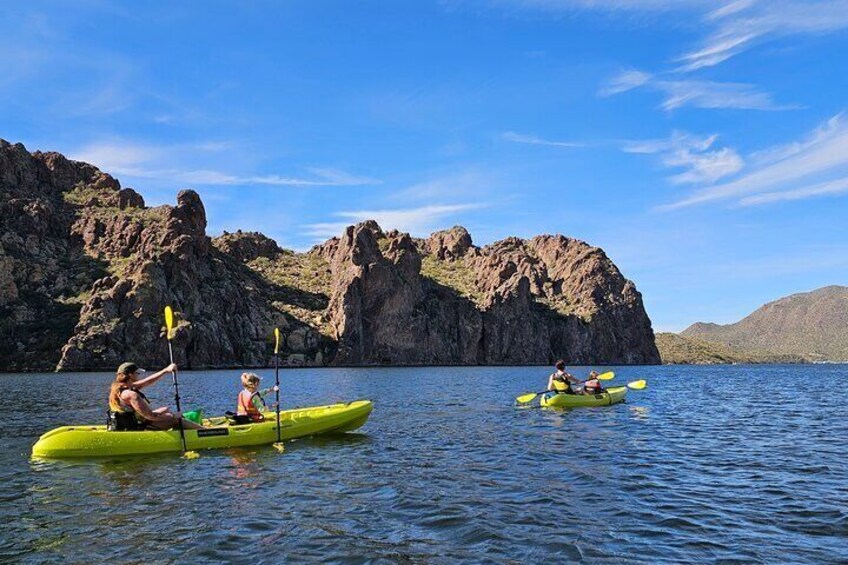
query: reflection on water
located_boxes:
[1,365,848,563]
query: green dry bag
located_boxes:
[182,409,203,424]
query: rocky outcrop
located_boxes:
[0,141,115,370]
[58,190,331,370]
[213,231,282,263]
[0,139,659,371]
[0,140,330,371]
[425,226,473,261]
[315,222,659,365]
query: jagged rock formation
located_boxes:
[681,286,848,362]
[311,223,659,365]
[0,139,659,371]
[0,140,329,371]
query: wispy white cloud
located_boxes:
[738,177,848,206]
[303,203,485,240]
[661,113,848,209]
[488,1,848,71]
[70,141,380,188]
[623,131,744,184]
[481,0,707,13]
[395,169,505,203]
[599,69,652,96]
[501,131,584,147]
[601,69,791,111]
[680,0,848,71]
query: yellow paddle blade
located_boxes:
[182,450,200,459]
[274,327,281,355]
[626,379,647,390]
[272,442,285,453]
[597,371,615,381]
[164,306,174,340]
[516,392,538,404]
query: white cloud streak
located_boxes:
[491,1,848,71]
[661,113,848,209]
[680,0,848,71]
[501,131,584,147]
[70,141,380,187]
[303,203,485,240]
[624,131,744,184]
[738,177,848,206]
[599,69,652,96]
[601,70,791,111]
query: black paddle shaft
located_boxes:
[275,351,281,443]
[167,339,188,452]
[168,341,183,411]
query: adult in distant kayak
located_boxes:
[107,362,205,431]
[547,360,580,394]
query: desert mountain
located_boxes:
[681,286,848,362]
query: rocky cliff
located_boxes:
[312,223,658,365]
[0,140,659,371]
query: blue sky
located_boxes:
[2,1,848,331]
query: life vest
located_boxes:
[237,390,264,421]
[551,372,573,393]
[107,386,149,431]
[583,379,603,393]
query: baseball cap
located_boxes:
[117,362,146,375]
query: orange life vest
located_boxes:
[584,379,603,393]
[237,390,264,421]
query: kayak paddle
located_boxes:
[165,306,197,458]
[272,327,284,453]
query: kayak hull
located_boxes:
[32,400,372,459]
[540,387,627,408]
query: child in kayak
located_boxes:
[581,370,605,395]
[547,360,580,394]
[236,372,279,422]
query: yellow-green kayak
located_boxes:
[32,400,372,458]
[540,387,627,408]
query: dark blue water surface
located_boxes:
[1,364,846,563]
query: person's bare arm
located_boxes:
[126,391,159,421]
[135,363,177,389]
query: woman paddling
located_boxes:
[107,362,205,431]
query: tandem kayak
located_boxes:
[540,387,627,408]
[32,400,373,458]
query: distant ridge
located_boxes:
[681,286,848,362]
[655,333,808,365]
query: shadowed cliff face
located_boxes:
[313,224,659,366]
[0,140,659,370]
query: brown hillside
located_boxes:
[682,286,848,362]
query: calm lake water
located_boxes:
[1,364,846,563]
